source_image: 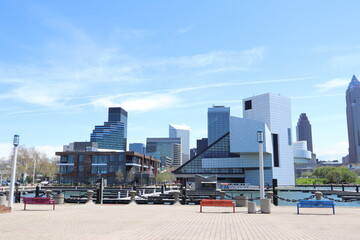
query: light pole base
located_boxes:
[247,201,256,214]
[260,198,271,214]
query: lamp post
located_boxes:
[257,131,265,199]
[8,135,20,208]
[32,158,37,185]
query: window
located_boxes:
[287,128,292,146]
[68,155,75,163]
[91,166,107,174]
[272,134,279,167]
[245,100,252,110]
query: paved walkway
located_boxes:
[1,203,359,240]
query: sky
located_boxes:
[0,0,359,161]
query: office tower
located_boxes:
[346,75,360,163]
[129,143,146,154]
[296,113,313,152]
[243,93,295,185]
[208,106,230,145]
[90,107,127,151]
[196,138,208,154]
[190,148,197,159]
[169,124,190,164]
[146,138,182,167]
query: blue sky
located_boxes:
[0,0,359,161]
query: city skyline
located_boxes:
[0,1,359,162]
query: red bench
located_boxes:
[23,197,56,210]
[200,199,235,213]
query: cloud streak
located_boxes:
[177,25,194,34]
[315,78,349,93]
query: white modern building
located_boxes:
[169,124,190,164]
[293,141,312,164]
[243,93,295,185]
[175,93,296,186]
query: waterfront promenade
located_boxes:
[1,203,360,240]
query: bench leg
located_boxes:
[233,205,235,213]
[24,204,26,211]
[333,207,335,215]
[53,203,55,210]
[200,205,202,213]
[297,206,299,214]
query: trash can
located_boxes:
[53,193,64,204]
[248,201,256,214]
[236,195,248,207]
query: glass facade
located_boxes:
[90,153,126,174]
[90,107,128,151]
[208,106,230,146]
[90,122,126,150]
[146,138,182,167]
[175,133,243,174]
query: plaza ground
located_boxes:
[1,203,359,240]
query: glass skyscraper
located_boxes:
[208,106,230,146]
[169,124,190,164]
[129,143,146,154]
[346,75,360,163]
[146,137,182,167]
[90,107,128,151]
[296,113,313,152]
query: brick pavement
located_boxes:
[0,203,359,240]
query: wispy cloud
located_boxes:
[90,76,310,112]
[316,141,348,161]
[315,78,349,93]
[92,94,181,112]
[177,25,194,34]
[150,47,265,72]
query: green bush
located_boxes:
[296,178,330,185]
[312,167,356,184]
[356,178,360,185]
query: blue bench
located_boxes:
[297,200,335,214]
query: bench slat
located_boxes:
[200,200,235,213]
[23,197,56,210]
[297,200,335,214]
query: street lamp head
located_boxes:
[257,131,264,143]
[13,135,20,147]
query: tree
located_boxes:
[302,171,313,178]
[313,166,357,184]
[126,167,135,184]
[155,171,176,184]
[115,170,125,183]
[10,146,56,183]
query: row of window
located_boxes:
[60,165,124,174]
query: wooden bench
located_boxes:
[23,197,56,210]
[297,200,335,214]
[200,199,235,213]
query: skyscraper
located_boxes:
[146,138,182,167]
[208,106,230,145]
[129,143,146,154]
[346,75,360,163]
[196,138,208,154]
[296,113,313,152]
[90,107,128,151]
[169,124,190,164]
[243,93,295,185]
